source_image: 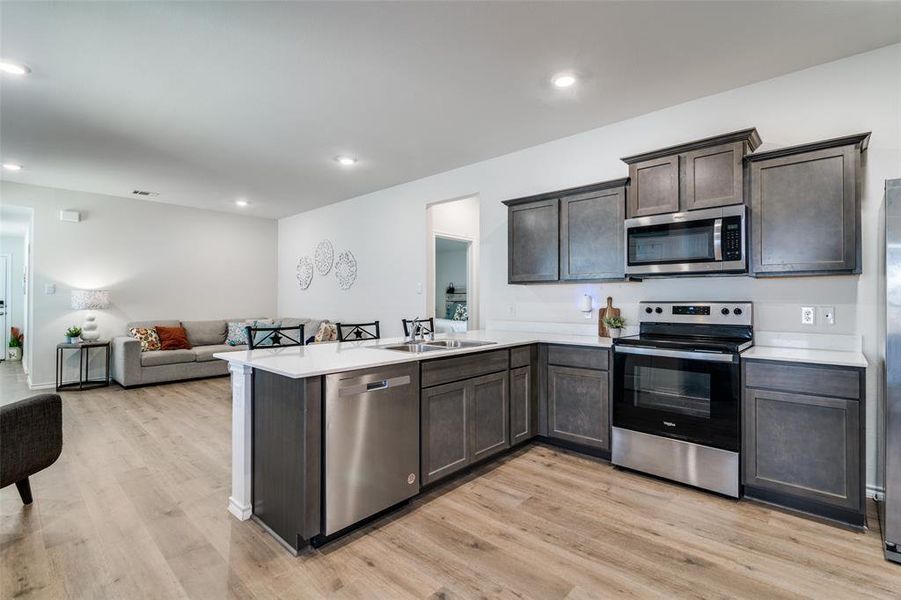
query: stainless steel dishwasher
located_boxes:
[324,362,420,536]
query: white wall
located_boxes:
[0,182,278,388]
[278,44,901,489]
[0,234,26,332]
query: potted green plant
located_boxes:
[65,326,82,344]
[7,327,23,361]
[602,315,626,339]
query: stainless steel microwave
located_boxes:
[624,205,746,276]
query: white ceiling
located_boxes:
[1,2,899,219]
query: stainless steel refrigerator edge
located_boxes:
[324,363,420,536]
[882,177,901,564]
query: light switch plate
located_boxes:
[44,283,56,295]
[801,306,815,325]
[821,306,835,325]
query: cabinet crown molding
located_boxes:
[620,127,761,165]
[501,177,629,207]
[745,132,871,162]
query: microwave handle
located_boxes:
[713,218,723,261]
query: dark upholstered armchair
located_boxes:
[1,394,63,504]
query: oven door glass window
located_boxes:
[631,365,711,418]
[627,220,716,266]
[613,351,739,451]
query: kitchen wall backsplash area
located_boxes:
[497,277,861,337]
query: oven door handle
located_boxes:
[713,218,723,261]
[614,345,735,363]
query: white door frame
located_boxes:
[0,254,10,355]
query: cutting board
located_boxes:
[598,296,620,337]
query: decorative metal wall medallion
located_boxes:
[314,240,334,275]
[334,250,357,290]
[296,256,314,290]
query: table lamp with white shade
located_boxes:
[71,290,110,341]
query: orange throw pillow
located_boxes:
[156,325,192,350]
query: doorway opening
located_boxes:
[0,205,33,372]
[426,196,479,332]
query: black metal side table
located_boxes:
[56,340,111,391]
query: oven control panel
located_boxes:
[639,302,753,326]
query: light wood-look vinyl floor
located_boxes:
[1,361,898,599]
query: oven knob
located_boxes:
[721,308,730,315]
[654,307,663,314]
[645,307,653,314]
[733,307,743,316]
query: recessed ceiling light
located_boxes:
[552,73,576,88]
[0,61,30,76]
[335,156,357,166]
[235,199,249,207]
[2,163,23,171]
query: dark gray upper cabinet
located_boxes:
[742,360,865,527]
[560,185,626,281]
[503,178,628,284]
[622,128,761,218]
[747,133,869,276]
[627,155,680,217]
[506,198,559,283]
[681,142,745,211]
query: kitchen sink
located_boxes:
[376,339,496,353]
[377,343,446,353]
[422,340,496,349]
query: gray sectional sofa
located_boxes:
[111,317,323,388]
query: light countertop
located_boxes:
[741,346,867,368]
[214,329,612,379]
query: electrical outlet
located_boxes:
[416,282,422,295]
[801,306,815,325]
[820,306,835,325]
[44,283,56,295]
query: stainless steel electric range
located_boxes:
[611,301,753,497]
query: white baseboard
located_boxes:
[228,497,252,521]
[868,484,885,501]
[27,378,55,391]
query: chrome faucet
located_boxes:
[407,318,433,343]
[407,318,421,343]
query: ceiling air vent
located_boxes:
[132,189,159,197]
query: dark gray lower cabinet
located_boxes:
[421,368,510,485]
[547,365,609,451]
[470,371,509,461]
[421,379,469,485]
[252,370,322,552]
[510,365,532,445]
[742,360,865,526]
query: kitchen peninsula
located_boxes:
[215,329,613,552]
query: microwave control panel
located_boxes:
[722,216,743,261]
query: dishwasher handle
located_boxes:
[339,375,411,396]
